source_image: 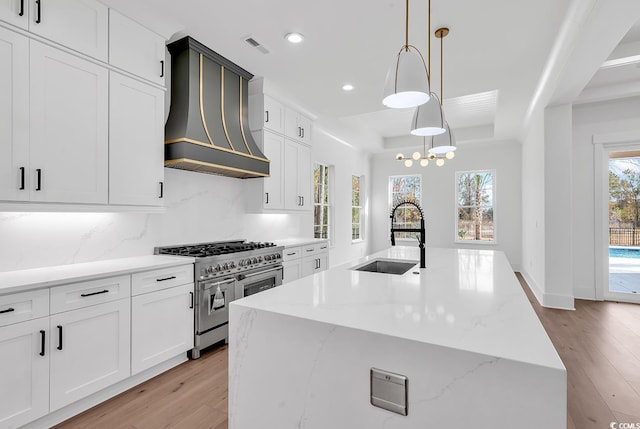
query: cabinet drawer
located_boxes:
[50,276,131,314]
[282,246,301,261]
[302,242,329,257]
[131,264,194,296]
[0,289,49,327]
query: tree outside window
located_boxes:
[389,175,422,240]
[352,175,363,240]
[456,170,495,242]
[314,163,330,239]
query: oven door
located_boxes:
[196,277,235,334]
[236,265,283,298]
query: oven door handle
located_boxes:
[237,265,283,280]
[202,277,236,290]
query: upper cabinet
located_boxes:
[0,0,109,61]
[284,107,312,145]
[109,9,165,85]
[249,94,284,134]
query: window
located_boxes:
[314,163,330,239]
[456,170,495,242]
[389,175,422,240]
[352,175,363,240]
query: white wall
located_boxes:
[572,96,640,299]
[311,117,376,266]
[370,140,522,268]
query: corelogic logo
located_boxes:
[610,423,640,429]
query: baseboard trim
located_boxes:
[519,270,544,306]
[518,270,575,310]
[573,286,598,301]
[22,354,188,429]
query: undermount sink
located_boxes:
[352,259,417,275]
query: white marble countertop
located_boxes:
[273,237,329,248]
[0,255,195,295]
[232,246,564,370]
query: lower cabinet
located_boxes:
[301,253,329,278]
[131,283,194,375]
[283,261,301,283]
[281,241,329,283]
[49,298,131,411]
[0,318,49,429]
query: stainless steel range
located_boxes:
[155,240,283,359]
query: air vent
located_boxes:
[244,36,270,54]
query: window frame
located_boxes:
[352,174,364,242]
[388,174,422,243]
[313,162,332,242]
[454,169,497,245]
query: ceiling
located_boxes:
[100,0,640,151]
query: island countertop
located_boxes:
[231,246,564,371]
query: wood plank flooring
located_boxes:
[55,274,640,429]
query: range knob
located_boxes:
[215,264,221,271]
[251,257,258,264]
[275,253,281,259]
[264,254,271,261]
[229,261,236,268]
[258,256,263,262]
[207,266,213,274]
[222,263,229,270]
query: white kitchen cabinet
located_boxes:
[0,318,49,428]
[27,0,108,61]
[49,298,130,411]
[284,107,311,145]
[29,40,108,204]
[249,94,284,134]
[301,252,329,277]
[109,72,165,206]
[283,139,312,211]
[109,9,165,85]
[0,27,29,201]
[131,283,193,375]
[245,130,285,211]
[0,0,29,29]
[281,241,328,283]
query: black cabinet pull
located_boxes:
[160,60,164,77]
[19,0,24,16]
[57,325,62,350]
[39,330,45,356]
[286,252,296,256]
[189,292,194,309]
[35,0,41,23]
[265,110,269,123]
[265,192,269,204]
[159,181,164,198]
[298,126,302,137]
[301,196,304,206]
[0,307,15,314]
[156,276,176,282]
[80,289,109,297]
[19,167,25,190]
[35,169,41,191]
[301,128,305,138]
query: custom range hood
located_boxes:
[164,36,269,178]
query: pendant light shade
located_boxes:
[382,47,430,108]
[428,122,456,155]
[410,93,446,136]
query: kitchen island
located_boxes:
[229,247,566,428]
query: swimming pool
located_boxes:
[609,247,640,259]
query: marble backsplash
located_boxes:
[0,168,310,272]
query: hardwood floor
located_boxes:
[55,275,640,429]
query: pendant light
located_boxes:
[382,0,430,109]
[410,0,446,136]
[395,137,433,167]
[428,27,457,158]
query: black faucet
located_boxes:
[390,200,426,269]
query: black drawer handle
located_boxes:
[306,249,314,252]
[39,330,45,356]
[189,292,194,309]
[35,0,41,24]
[286,252,296,256]
[19,167,25,190]
[80,289,109,297]
[19,0,24,17]
[35,168,42,191]
[57,325,63,350]
[156,276,177,282]
[160,60,164,77]
[0,307,15,314]
[301,128,305,138]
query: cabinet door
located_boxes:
[109,72,164,206]
[109,9,165,85]
[28,0,108,61]
[49,299,130,411]
[0,319,49,428]
[298,114,312,145]
[263,130,284,209]
[0,27,29,201]
[317,252,329,272]
[284,107,300,141]
[282,261,301,284]
[0,0,29,29]
[300,255,317,278]
[263,95,284,134]
[29,41,108,204]
[131,283,194,375]
[283,139,299,210]
[296,143,312,210]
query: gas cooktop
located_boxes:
[155,240,278,258]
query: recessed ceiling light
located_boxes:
[342,84,354,91]
[285,33,304,44]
